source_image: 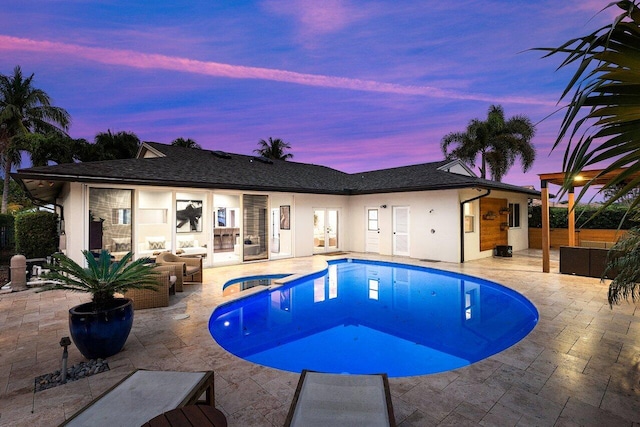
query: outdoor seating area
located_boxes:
[156,252,203,283]
[1,250,639,426]
[123,264,181,310]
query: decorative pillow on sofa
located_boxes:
[114,242,131,252]
[148,240,166,250]
[179,239,194,248]
[112,238,131,252]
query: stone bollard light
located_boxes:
[10,254,27,292]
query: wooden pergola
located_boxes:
[538,168,638,272]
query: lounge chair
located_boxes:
[123,264,179,310]
[285,370,396,427]
[62,370,222,426]
[156,252,203,283]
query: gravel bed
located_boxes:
[34,359,110,392]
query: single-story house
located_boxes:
[12,142,540,267]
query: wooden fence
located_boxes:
[528,228,628,249]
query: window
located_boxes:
[368,278,379,300]
[508,203,521,228]
[112,208,131,225]
[463,202,474,233]
[465,289,476,320]
[368,209,378,231]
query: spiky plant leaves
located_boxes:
[41,250,159,311]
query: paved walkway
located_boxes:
[0,250,639,426]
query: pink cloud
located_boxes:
[0,35,555,106]
[262,0,370,37]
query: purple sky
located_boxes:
[1,1,615,193]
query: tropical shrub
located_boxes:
[15,211,58,259]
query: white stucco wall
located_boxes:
[291,193,350,257]
[347,190,462,263]
[55,182,531,266]
[269,193,295,257]
[59,182,86,265]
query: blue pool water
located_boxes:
[209,259,538,377]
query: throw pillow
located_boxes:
[148,240,165,250]
[114,242,131,252]
[179,240,194,248]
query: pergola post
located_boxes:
[567,187,575,246]
[541,180,550,273]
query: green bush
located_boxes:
[15,211,59,259]
[528,205,637,229]
[0,214,15,263]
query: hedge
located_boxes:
[528,205,637,229]
[0,214,15,263]
[15,211,59,259]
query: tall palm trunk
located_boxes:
[2,157,11,213]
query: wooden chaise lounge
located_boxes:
[62,370,226,426]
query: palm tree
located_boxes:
[441,105,536,181]
[536,1,640,209]
[536,1,640,306]
[93,130,140,160]
[171,137,201,149]
[18,132,78,166]
[254,137,293,160]
[0,66,70,213]
[606,225,640,306]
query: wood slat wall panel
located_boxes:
[528,228,628,249]
[480,198,508,252]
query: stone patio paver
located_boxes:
[0,249,638,426]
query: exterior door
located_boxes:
[365,207,380,253]
[313,208,339,253]
[393,206,410,256]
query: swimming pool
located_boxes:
[209,259,538,377]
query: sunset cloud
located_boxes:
[0,35,554,106]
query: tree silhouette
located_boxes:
[254,137,293,160]
[441,105,535,182]
[0,66,70,212]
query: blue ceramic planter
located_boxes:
[69,298,134,359]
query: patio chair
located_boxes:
[285,370,396,427]
[124,265,175,310]
[156,252,203,283]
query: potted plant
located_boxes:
[43,250,159,359]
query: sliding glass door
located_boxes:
[243,194,268,261]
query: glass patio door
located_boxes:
[313,209,339,253]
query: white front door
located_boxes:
[365,207,380,253]
[393,206,410,256]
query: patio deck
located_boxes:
[1,250,639,426]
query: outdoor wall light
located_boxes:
[380,204,387,208]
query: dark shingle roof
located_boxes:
[13,142,540,201]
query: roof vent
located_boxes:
[252,156,274,165]
[212,150,232,159]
